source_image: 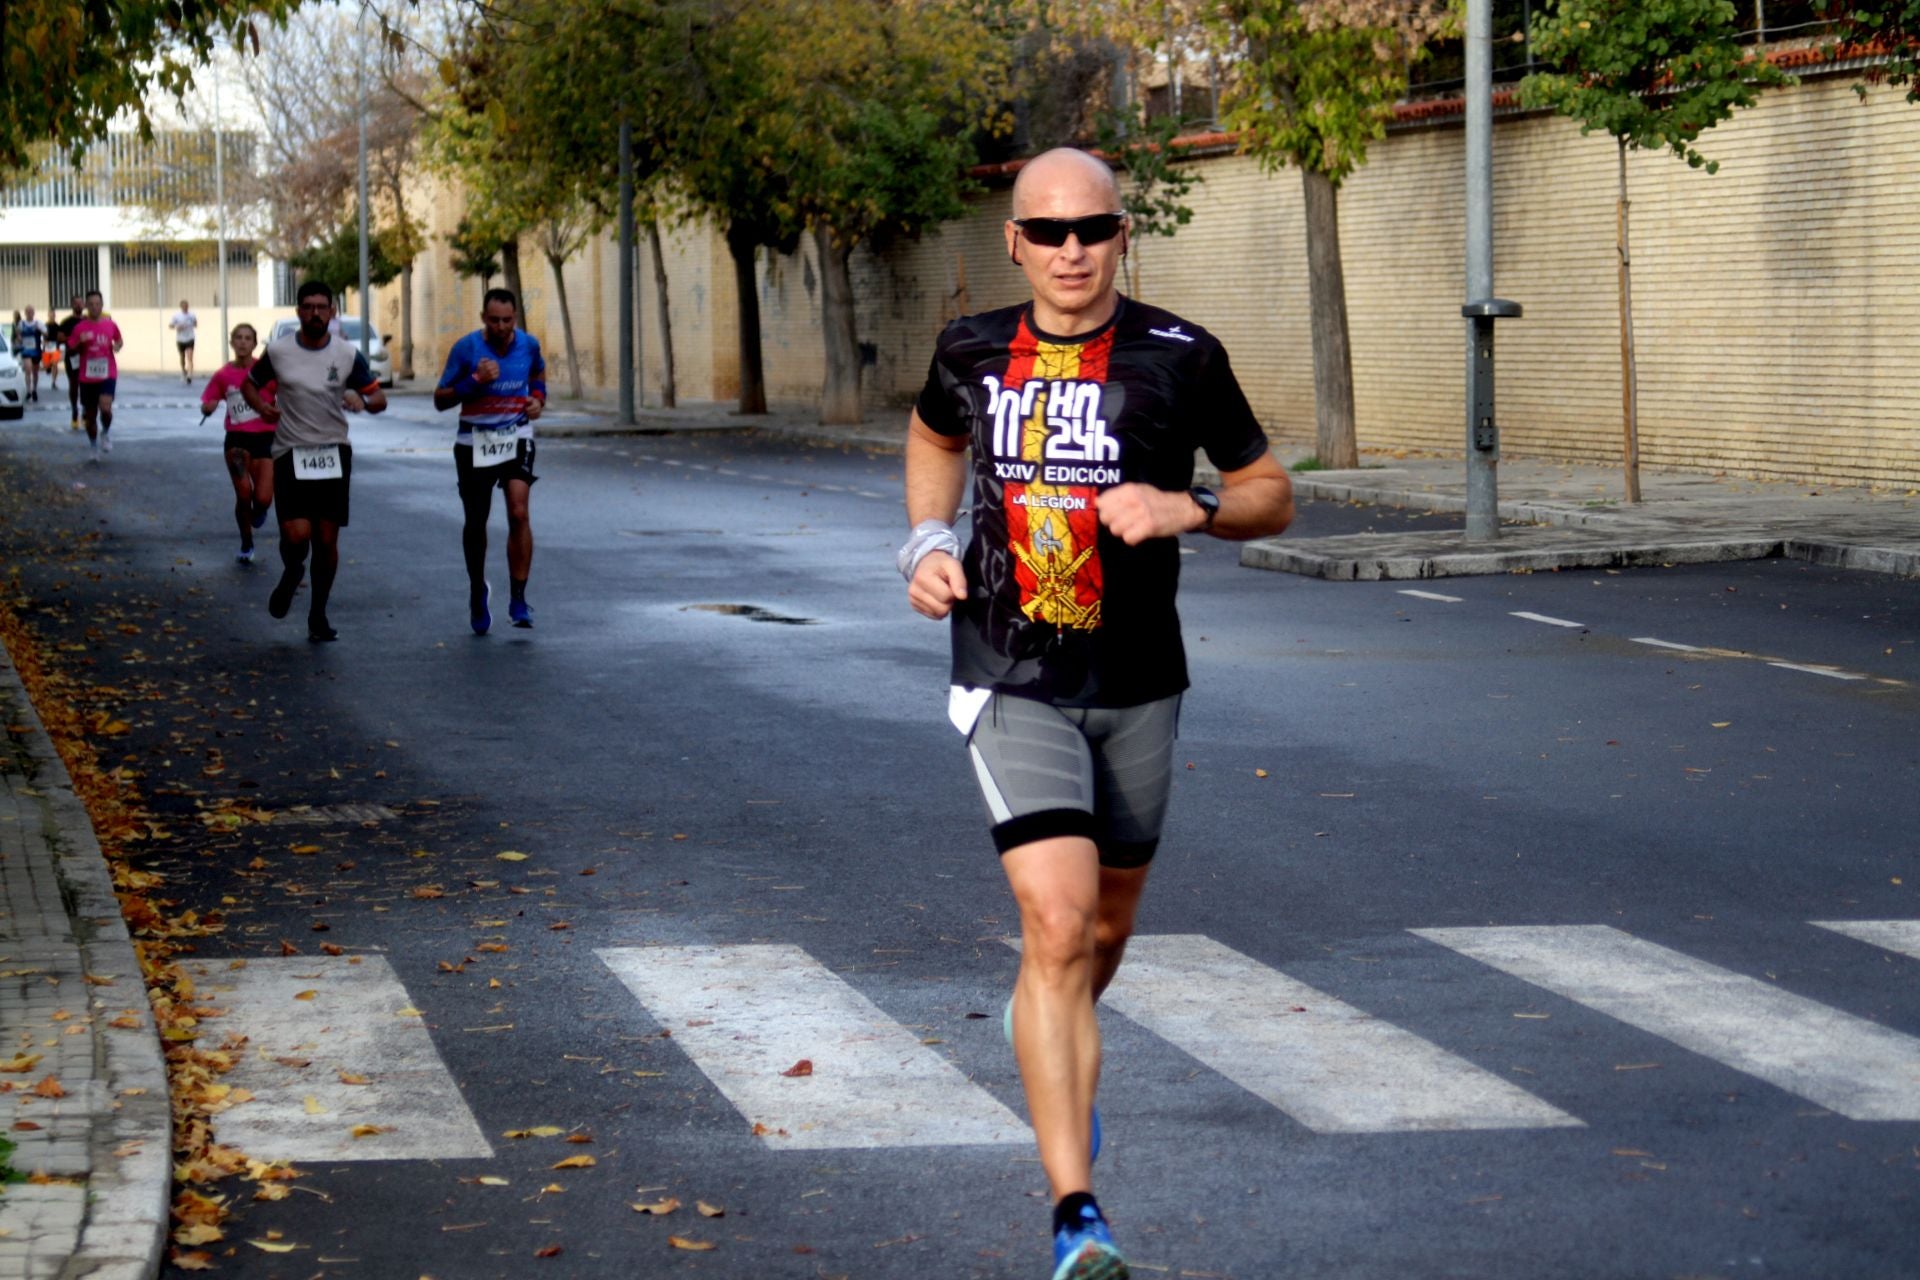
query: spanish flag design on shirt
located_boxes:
[998,318,1117,632]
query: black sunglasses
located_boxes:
[1013,213,1126,248]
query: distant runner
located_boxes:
[57,295,85,428]
[169,300,198,383]
[433,287,546,633]
[201,323,276,564]
[68,291,122,461]
[15,305,44,403]
[241,281,387,641]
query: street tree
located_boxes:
[0,0,301,176]
[1824,2,1920,101]
[288,216,408,298]
[1520,0,1789,501]
[1211,0,1451,470]
[1095,108,1204,300]
[766,0,1010,425]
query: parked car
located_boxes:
[268,316,395,387]
[0,330,26,420]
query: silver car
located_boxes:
[0,329,27,420]
[268,316,395,387]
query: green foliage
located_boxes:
[0,0,300,177]
[1826,1,1920,102]
[446,218,503,281]
[1215,1,1452,185]
[1095,109,1203,240]
[287,218,408,298]
[1519,0,1792,172]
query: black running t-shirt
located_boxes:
[916,298,1270,708]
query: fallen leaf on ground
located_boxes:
[504,1126,566,1139]
[496,851,530,861]
[697,1201,725,1218]
[781,1059,814,1078]
[668,1236,715,1251]
[551,1154,596,1170]
[633,1197,681,1215]
[350,1124,391,1138]
[338,1072,370,1085]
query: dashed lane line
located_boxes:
[1397,589,1463,603]
[1510,611,1586,629]
[1813,920,1920,961]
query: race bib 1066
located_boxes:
[291,444,343,480]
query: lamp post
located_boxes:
[1462,0,1520,542]
[356,2,371,362]
[215,59,228,343]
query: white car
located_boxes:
[0,330,26,420]
[269,316,395,387]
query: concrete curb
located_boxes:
[1240,535,1788,581]
[0,642,170,1280]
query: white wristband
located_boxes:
[898,520,961,583]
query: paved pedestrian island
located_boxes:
[126,919,1920,1167]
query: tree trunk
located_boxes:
[1617,137,1641,503]
[647,218,677,409]
[545,249,583,400]
[501,238,524,315]
[399,260,415,380]
[816,225,863,425]
[726,224,767,415]
[1301,166,1358,470]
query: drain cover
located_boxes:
[680,604,819,625]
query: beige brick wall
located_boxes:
[401,74,1920,489]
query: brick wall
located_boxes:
[402,73,1920,489]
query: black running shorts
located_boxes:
[79,379,116,410]
[224,431,273,460]
[966,690,1180,868]
[272,445,353,527]
[454,439,538,497]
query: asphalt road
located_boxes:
[1,375,1916,1280]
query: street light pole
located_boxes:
[1462,0,1520,542]
[215,59,228,344]
[356,3,371,363]
[618,109,635,425]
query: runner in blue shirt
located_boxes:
[434,287,546,634]
[15,305,45,403]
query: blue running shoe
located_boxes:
[1051,1206,1128,1280]
[471,582,492,636]
[1004,997,1102,1164]
[509,598,533,628]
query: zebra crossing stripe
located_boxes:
[1414,925,1920,1121]
[1812,919,1920,961]
[1096,935,1582,1133]
[597,945,1029,1150]
[175,956,493,1162]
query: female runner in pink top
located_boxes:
[201,323,278,564]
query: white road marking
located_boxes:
[175,957,493,1162]
[1398,589,1463,603]
[1813,920,1920,961]
[1631,637,1704,652]
[597,945,1029,1149]
[1766,661,1866,681]
[1414,925,1920,1120]
[1510,611,1585,629]
[1095,935,1581,1133]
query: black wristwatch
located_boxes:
[1188,486,1220,532]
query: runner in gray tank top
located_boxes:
[241,281,387,641]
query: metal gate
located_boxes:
[46,247,96,309]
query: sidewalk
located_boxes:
[503,388,1920,583]
[1241,456,1920,580]
[0,646,170,1280]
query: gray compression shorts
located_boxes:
[966,690,1181,868]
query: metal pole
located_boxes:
[1462,0,1507,543]
[618,111,636,424]
[356,4,371,362]
[215,64,229,343]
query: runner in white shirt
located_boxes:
[169,301,198,383]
